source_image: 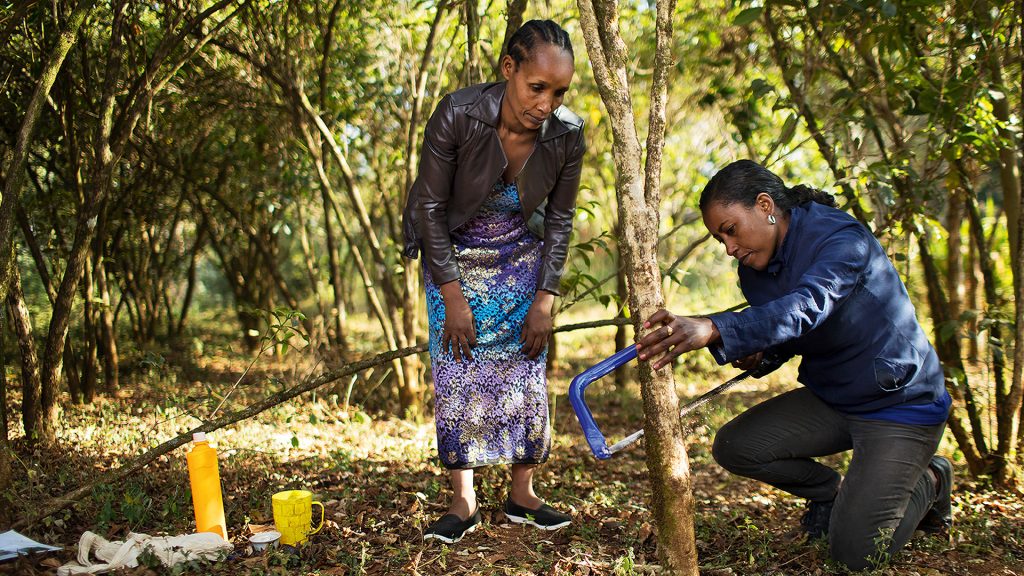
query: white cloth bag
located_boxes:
[57,531,232,575]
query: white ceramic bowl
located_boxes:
[249,531,282,551]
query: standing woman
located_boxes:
[635,161,953,570]
[402,19,585,544]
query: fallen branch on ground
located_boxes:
[11,317,635,530]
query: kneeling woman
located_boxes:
[636,160,952,570]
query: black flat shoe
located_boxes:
[502,498,571,531]
[800,498,834,540]
[423,508,482,544]
[918,455,953,533]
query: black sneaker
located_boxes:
[423,508,481,544]
[502,498,572,530]
[800,499,834,539]
[918,455,953,533]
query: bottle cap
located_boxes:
[193,432,207,443]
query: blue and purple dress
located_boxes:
[424,181,550,469]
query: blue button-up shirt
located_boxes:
[707,202,950,425]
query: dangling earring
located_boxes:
[768,214,777,225]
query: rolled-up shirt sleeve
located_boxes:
[706,226,871,364]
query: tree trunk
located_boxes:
[578,1,697,573]
[6,261,44,441]
[966,220,980,363]
[80,253,98,404]
[464,0,482,85]
[175,224,204,338]
[0,0,94,303]
[494,0,528,76]
[320,186,349,351]
[946,189,964,327]
[546,333,559,372]
[0,306,7,442]
[1006,173,1024,484]
[96,260,119,391]
[995,0,1024,479]
[0,306,9,525]
[614,251,629,388]
[918,235,986,474]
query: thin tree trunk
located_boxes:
[1,306,8,440]
[494,0,528,76]
[965,193,1007,429]
[464,0,481,85]
[319,188,348,351]
[96,259,119,391]
[966,219,980,363]
[1017,0,1024,455]
[7,261,43,441]
[175,224,204,338]
[318,0,350,353]
[578,0,697,573]
[1008,170,1024,483]
[946,189,964,327]
[614,250,629,389]
[918,234,986,474]
[0,306,9,525]
[0,0,94,303]
[81,253,98,404]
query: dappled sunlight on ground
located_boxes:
[2,312,1023,574]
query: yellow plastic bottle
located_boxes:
[186,432,228,540]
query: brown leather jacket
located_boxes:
[402,82,586,295]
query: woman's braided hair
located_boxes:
[505,19,573,65]
[699,160,837,212]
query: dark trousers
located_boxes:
[712,387,945,571]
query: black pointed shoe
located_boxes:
[423,508,482,544]
[918,455,953,533]
[502,498,572,531]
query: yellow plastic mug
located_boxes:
[272,490,324,546]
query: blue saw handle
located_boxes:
[568,345,638,460]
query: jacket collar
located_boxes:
[466,81,571,142]
[765,205,803,275]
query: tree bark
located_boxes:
[494,0,528,77]
[6,260,44,441]
[578,1,697,573]
[0,306,9,526]
[81,252,98,404]
[615,235,630,389]
[464,0,482,85]
[946,190,964,327]
[95,258,119,391]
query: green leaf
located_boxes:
[750,78,774,99]
[733,7,762,26]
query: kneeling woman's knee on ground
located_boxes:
[828,522,895,571]
[712,420,763,475]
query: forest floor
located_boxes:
[1,315,1022,575]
